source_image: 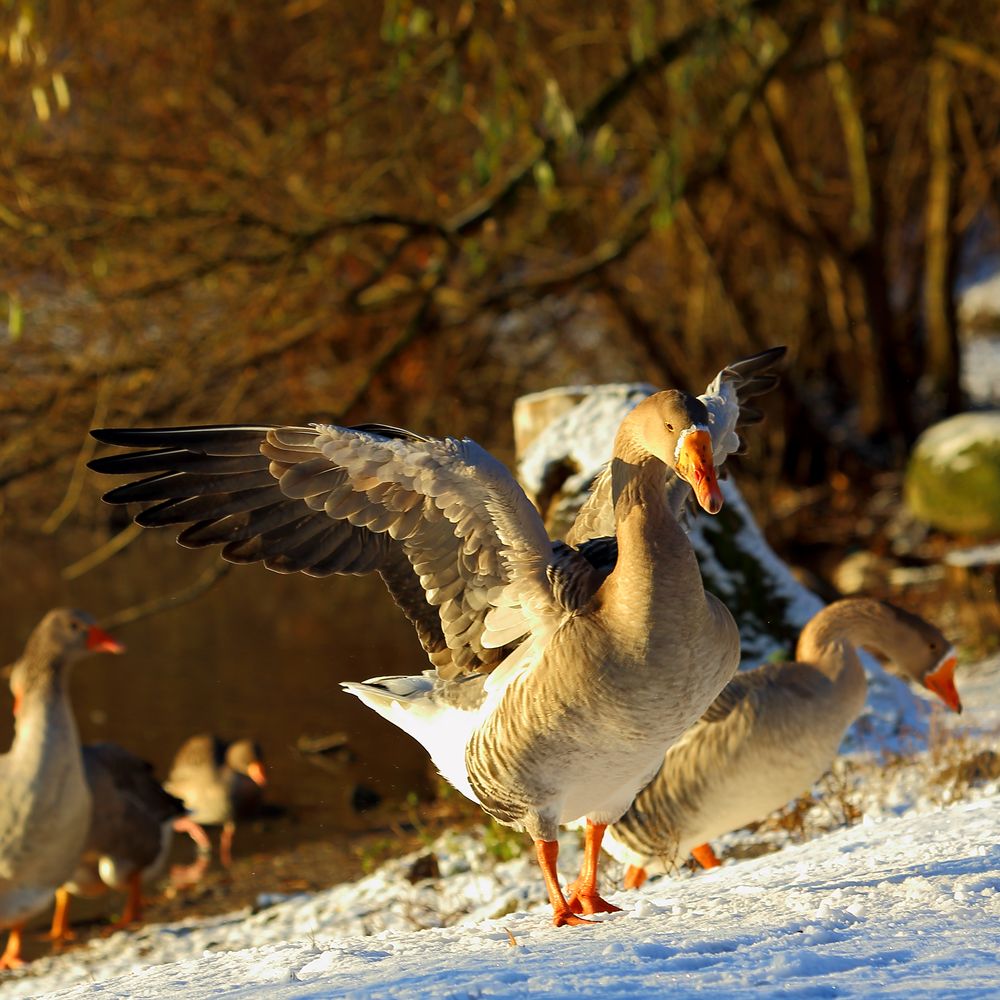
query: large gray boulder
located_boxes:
[905,411,1000,537]
[514,383,933,750]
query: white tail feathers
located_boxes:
[341,672,436,702]
[340,674,479,801]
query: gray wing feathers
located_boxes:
[701,346,786,466]
[91,422,578,677]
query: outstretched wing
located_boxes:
[699,345,786,467]
[565,346,786,547]
[89,422,599,679]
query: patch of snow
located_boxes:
[517,383,657,527]
[959,268,1000,322]
[961,335,1000,407]
[691,478,824,661]
[944,542,1000,568]
[914,411,1000,471]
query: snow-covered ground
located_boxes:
[4,788,998,998]
[3,672,996,1000]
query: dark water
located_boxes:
[0,529,440,855]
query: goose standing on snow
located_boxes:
[165,735,267,867]
[605,597,962,889]
[0,609,124,969]
[87,348,784,926]
[49,743,187,941]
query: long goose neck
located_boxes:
[603,430,700,617]
[795,598,895,688]
[10,647,79,762]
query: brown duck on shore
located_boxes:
[0,609,124,969]
[49,742,189,942]
[165,735,267,867]
[602,597,962,888]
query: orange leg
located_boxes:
[623,864,648,890]
[170,854,211,888]
[535,840,595,927]
[567,821,622,916]
[115,871,143,927]
[0,925,25,970]
[48,887,77,943]
[173,816,212,857]
[691,842,721,869]
[220,821,236,868]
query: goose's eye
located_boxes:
[665,422,674,432]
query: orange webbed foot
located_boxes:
[691,843,721,869]
[0,927,26,969]
[566,891,622,916]
[552,907,599,927]
[623,864,648,890]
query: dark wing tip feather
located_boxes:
[100,472,184,504]
[734,346,786,373]
[720,346,786,422]
[349,422,433,443]
[90,425,278,447]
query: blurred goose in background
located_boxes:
[88,348,784,926]
[0,609,124,969]
[49,743,188,941]
[165,736,267,867]
[605,597,961,889]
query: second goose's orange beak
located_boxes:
[924,653,961,714]
[675,427,723,514]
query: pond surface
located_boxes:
[0,528,442,859]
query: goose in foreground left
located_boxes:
[0,609,124,969]
[88,348,784,925]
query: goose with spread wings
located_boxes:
[88,347,784,926]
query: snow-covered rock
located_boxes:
[905,411,1000,536]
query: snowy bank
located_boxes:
[6,786,998,999]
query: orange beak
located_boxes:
[12,685,22,718]
[675,427,723,514]
[247,760,268,787]
[87,624,126,655]
[923,653,961,714]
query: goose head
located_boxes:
[629,390,723,514]
[226,738,267,788]
[9,608,124,716]
[865,604,961,714]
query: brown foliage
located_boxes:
[3,0,1000,532]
